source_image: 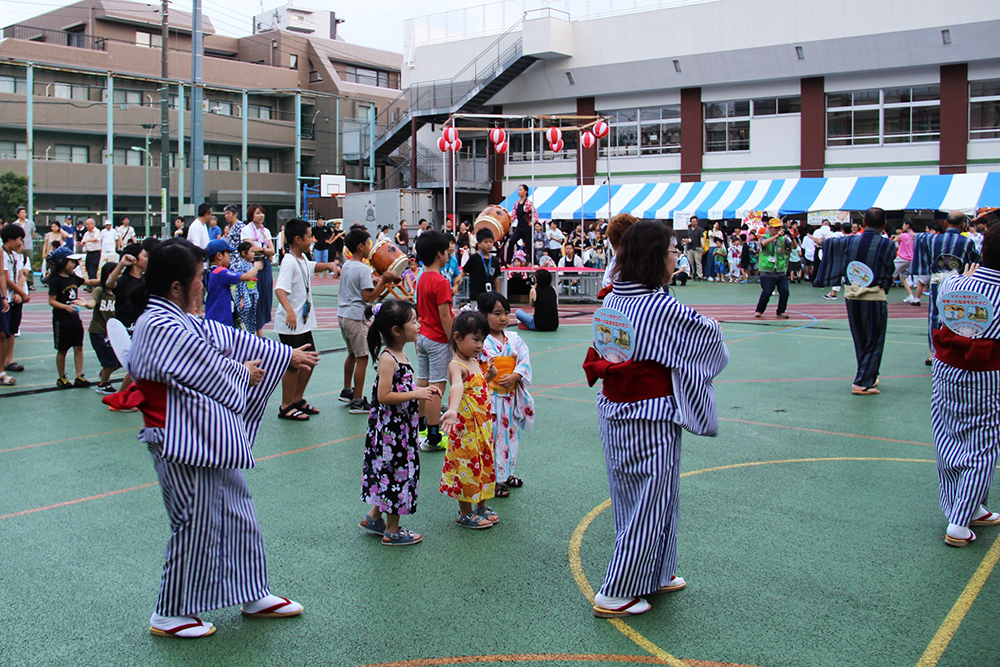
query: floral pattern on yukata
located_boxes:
[361,357,420,514]
[230,256,259,334]
[440,364,495,502]
[480,331,534,482]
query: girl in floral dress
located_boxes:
[441,311,498,529]
[359,299,441,546]
[477,292,534,498]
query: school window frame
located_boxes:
[52,82,88,100]
[0,75,26,94]
[53,144,89,163]
[826,86,940,147]
[113,147,143,166]
[703,100,751,153]
[970,79,1000,141]
[0,140,28,160]
[135,31,162,48]
[596,105,682,158]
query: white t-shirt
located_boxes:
[187,219,210,248]
[4,248,24,285]
[82,228,102,252]
[558,254,584,268]
[602,258,616,287]
[101,228,117,254]
[547,228,565,250]
[116,225,136,249]
[241,222,273,249]
[17,219,34,251]
[273,253,318,335]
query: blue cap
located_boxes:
[206,238,235,257]
[48,246,85,264]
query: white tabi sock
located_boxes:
[149,613,215,638]
[946,523,973,540]
[242,594,303,615]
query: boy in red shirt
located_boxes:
[414,231,454,451]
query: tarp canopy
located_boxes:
[499,173,1000,221]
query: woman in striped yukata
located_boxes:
[108,239,320,638]
[584,221,729,618]
[931,224,1000,547]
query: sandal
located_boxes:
[294,399,320,415]
[359,514,386,535]
[456,512,493,530]
[4,362,24,372]
[240,595,303,617]
[149,615,216,638]
[382,528,422,546]
[505,476,523,488]
[477,506,499,524]
[0,373,14,386]
[494,483,510,498]
[278,404,310,421]
[851,385,881,396]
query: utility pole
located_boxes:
[190,0,205,208]
[159,0,170,237]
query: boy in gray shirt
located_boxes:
[338,228,399,413]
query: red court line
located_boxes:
[716,374,931,384]
[0,427,139,454]
[0,434,366,521]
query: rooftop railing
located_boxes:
[2,25,107,51]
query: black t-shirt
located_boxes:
[533,285,559,331]
[115,271,145,328]
[513,200,532,231]
[312,225,333,251]
[330,228,345,255]
[464,252,501,300]
[49,273,84,324]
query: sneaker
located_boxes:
[108,404,137,413]
[74,375,92,388]
[338,387,354,403]
[95,382,115,395]
[349,397,371,414]
[822,294,837,300]
[56,376,73,389]
[418,434,446,452]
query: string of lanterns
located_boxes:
[438,120,610,154]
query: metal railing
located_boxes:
[2,25,107,51]
[372,17,527,146]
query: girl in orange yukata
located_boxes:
[441,311,498,529]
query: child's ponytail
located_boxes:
[365,299,416,364]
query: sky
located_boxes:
[0,0,479,53]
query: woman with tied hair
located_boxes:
[106,238,319,637]
[240,203,275,335]
[507,183,538,265]
[584,221,729,618]
[597,213,638,299]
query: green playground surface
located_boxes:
[1,281,997,667]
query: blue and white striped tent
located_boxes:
[498,173,1000,221]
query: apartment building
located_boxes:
[381,0,1000,222]
[0,0,403,230]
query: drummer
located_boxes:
[507,184,538,265]
[454,228,501,302]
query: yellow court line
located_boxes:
[915,531,1000,667]
[569,457,1000,667]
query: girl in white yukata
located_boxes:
[105,239,320,638]
[584,221,729,619]
[477,292,534,497]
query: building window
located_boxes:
[595,105,681,157]
[206,155,232,170]
[135,31,163,48]
[169,95,190,110]
[970,79,1000,140]
[113,89,144,106]
[704,100,750,152]
[826,86,940,146]
[751,96,801,116]
[0,76,26,94]
[338,63,400,89]
[248,157,271,173]
[0,141,28,160]
[54,144,89,163]
[290,54,298,70]
[248,105,272,120]
[113,148,143,166]
[211,100,233,116]
[52,82,88,100]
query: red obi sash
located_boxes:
[597,284,614,300]
[583,347,674,402]
[933,327,1000,372]
[101,379,168,428]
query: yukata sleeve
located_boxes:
[910,234,932,283]
[812,237,845,288]
[512,333,532,386]
[130,318,250,414]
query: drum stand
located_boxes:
[370,272,414,303]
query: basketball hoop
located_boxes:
[320,174,347,199]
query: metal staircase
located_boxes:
[368,18,538,164]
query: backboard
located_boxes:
[320,174,347,197]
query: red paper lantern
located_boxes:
[581,131,596,149]
[494,140,508,154]
[489,128,506,145]
[550,139,564,152]
[546,127,563,145]
[443,126,458,143]
[450,138,463,152]
[593,120,610,139]
[437,136,451,152]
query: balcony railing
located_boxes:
[2,25,107,51]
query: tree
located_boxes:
[0,171,29,222]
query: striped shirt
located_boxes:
[911,229,980,283]
[813,229,897,290]
[595,281,729,434]
[129,296,292,468]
